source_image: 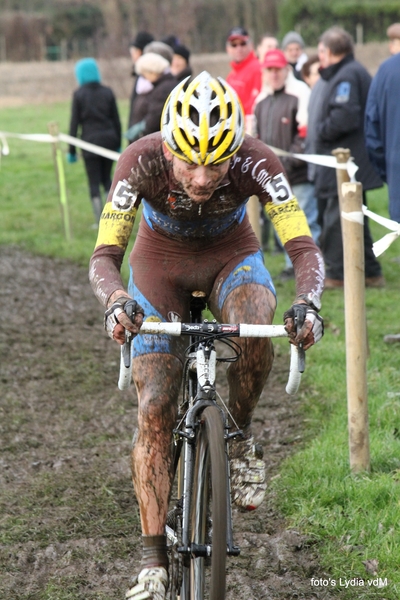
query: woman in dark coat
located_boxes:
[68,58,121,223]
[125,53,177,144]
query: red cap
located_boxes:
[262,49,288,69]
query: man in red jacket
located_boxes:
[225,26,262,131]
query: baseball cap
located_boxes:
[262,49,288,69]
[227,26,249,42]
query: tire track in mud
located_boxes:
[0,246,333,599]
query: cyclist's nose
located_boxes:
[192,166,212,187]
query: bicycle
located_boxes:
[118,293,303,600]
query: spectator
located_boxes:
[281,31,308,81]
[254,49,320,280]
[126,42,174,144]
[386,22,400,55]
[127,31,155,138]
[225,26,262,132]
[303,60,326,221]
[365,49,400,223]
[301,54,320,89]
[256,33,278,64]
[315,26,384,288]
[143,41,174,64]
[125,53,176,144]
[161,35,180,49]
[170,43,192,81]
[68,58,121,225]
[365,48,400,343]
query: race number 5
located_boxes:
[267,174,292,203]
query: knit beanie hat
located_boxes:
[130,31,154,51]
[135,52,170,76]
[143,41,174,64]
[173,44,190,62]
[281,31,305,49]
[75,58,101,85]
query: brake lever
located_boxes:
[121,301,135,368]
[294,308,306,374]
[118,300,136,390]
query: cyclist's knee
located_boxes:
[138,389,177,433]
[133,353,181,433]
[221,283,276,323]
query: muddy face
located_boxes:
[170,155,230,203]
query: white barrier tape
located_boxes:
[0,131,55,143]
[4,128,397,255]
[363,205,400,256]
[58,133,121,161]
[341,210,364,225]
[267,145,359,180]
[0,130,121,161]
[0,133,10,155]
[1,131,357,174]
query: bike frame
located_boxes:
[174,297,240,560]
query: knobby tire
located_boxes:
[190,405,228,599]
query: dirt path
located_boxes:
[0,246,334,599]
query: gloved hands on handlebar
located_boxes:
[283,303,324,351]
[104,295,144,345]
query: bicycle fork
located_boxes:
[175,340,240,559]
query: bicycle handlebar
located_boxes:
[118,322,303,395]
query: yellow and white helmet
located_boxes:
[161,71,245,165]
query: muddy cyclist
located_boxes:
[89,71,325,600]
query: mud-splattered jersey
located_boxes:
[90,132,324,306]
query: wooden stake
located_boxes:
[341,181,370,472]
[48,121,72,241]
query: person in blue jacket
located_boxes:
[365,45,400,344]
[365,51,400,224]
[68,58,121,224]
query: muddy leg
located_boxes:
[220,283,276,431]
[131,353,182,535]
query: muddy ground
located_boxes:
[0,245,334,599]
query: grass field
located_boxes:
[1,101,399,598]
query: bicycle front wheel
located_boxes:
[190,405,228,600]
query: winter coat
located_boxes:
[254,74,311,186]
[226,51,262,115]
[365,52,400,222]
[314,54,382,199]
[128,72,177,142]
[69,59,121,157]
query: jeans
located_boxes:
[284,182,321,268]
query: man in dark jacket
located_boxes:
[315,27,384,288]
[254,49,320,279]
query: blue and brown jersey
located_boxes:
[89,133,324,306]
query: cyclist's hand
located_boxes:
[104,296,144,345]
[283,303,324,350]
